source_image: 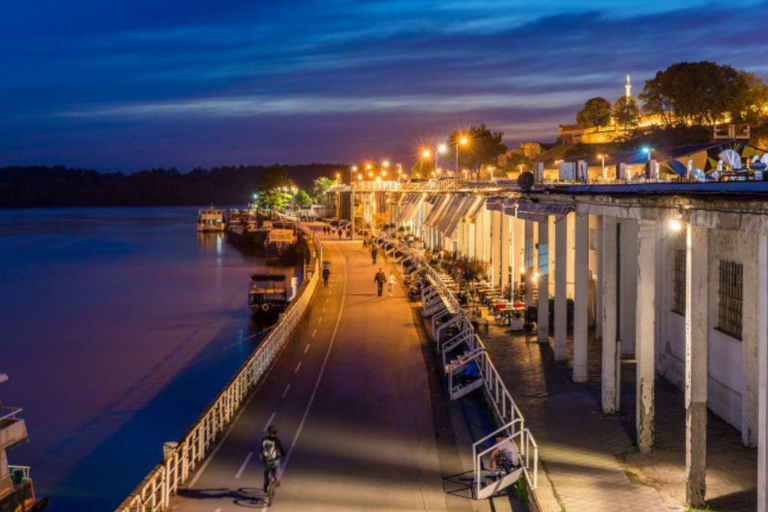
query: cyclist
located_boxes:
[261,425,285,494]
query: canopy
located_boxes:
[396,193,425,224]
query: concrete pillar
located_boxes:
[501,214,511,293]
[743,234,760,447]
[636,220,656,453]
[573,213,589,383]
[758,235,768,512]
[554,215,569,361]
[602,216,620,413]
[513,216,525,292]
[491,210,501,284]
[685,224,709,508]
[525,220,535,310]
[619,219,639,357]
[596,215,603,340]
[538,218,550,344]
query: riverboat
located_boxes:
[197,208,226,232]
[248,274,289,319]
[264,227,297,261]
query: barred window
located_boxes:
[717,260,743,340]
[671,250,686,315]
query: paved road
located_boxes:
[172,238,451,511]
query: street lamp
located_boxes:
[382,160,390,169]
[456,136,468,175]
[436,144,447,170]
[642,146,652,162]
[350,165,358,183]
[596,154,607,181]
[420,149,431,178]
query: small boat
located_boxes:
[264,228,296,261]
[197,208,226,232]
[248,274,289,319]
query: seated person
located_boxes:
[457,360,480,388]
[489,435,521,478]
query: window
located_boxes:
[717,260,743,340]
[671,250,686,315]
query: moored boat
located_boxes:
[197,208,226,232]
[248,274,289,319]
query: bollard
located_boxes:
[163,441,179,461]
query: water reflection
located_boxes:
[0,207,298,511]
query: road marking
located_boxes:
[294,362,302,374]
[322,307,326,313]
[281,244,347,479]
[325,298,329,304]
[318,316,323,324]
[311,329,317,338]
[264,412,276,432]
[214,509,221,512]
[282,384,291,398]
[304,343,311,353]
[235,452,253,479]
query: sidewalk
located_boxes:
[478,315,758,511]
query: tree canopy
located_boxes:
[613,96,640,129]
[576,97,612,129]
[294,190,312,208]
[639,61,757,125]
[311,176,338,204]
[447,124,507,177]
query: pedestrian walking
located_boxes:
[374,268,386,297]
[322,266,330,287]
[338,228,343,240]
[371,246,378,264]
[387,271,396,296]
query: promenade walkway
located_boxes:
[480,319,757,512]
[169,233,510,512]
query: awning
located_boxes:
[501,198,519,216]
[440,196,476,238]
[396,193,425,224]
[435,196,465,234]
[515,201,573,222]
[424,195,452,227]
[464,196,486,221]
[485,196,505,212]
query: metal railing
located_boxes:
[371,230,538,492]
[116,224,322,512]
[0,407,22,423]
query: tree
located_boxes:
[501,152,532,174]
[258,188,291,211]
[639,61,749,125]
[294,190,312,208]
[311,176,337,204]
[576,97,612,129]
[447,124,507,178]
[732,71,768,123]
[256,165,293,192]
[613,96,640,130]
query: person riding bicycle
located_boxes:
[261,425,285,493]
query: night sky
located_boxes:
[2,0,768,171]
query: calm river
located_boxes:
[0,207,299,511]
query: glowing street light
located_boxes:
[419,148,431,178]
[382,160,390,168]
[456,135,468,174]
[597,154,607,181]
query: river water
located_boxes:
[0,207,298,511]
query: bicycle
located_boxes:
[265,464,279,506]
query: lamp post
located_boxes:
[597,154,606,181]
[350,165,358,184]
[436,144,447,172]
[456,136,468,176]
[420,149,430,179]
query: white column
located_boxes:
[525,220,535,311]
[619,219,639,357]
[492,210,502,286]
[555,215,568,361]
[636,220,656,453]
[501,214,511,293]
[758,235,768,512]
[573,213,589,382]
[602,216,620,413]
[596,215,603,340]
[686,224,709,508]
[538,218,550,344]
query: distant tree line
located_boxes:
[0,164,343,208]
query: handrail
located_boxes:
[116,223,322,512]
[0,407,22,422]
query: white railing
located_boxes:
[116,224,322,512]
[371,230,539,493]
[0,407,22,422]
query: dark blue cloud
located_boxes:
[2,0,768,170]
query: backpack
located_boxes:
[261,436,279,462]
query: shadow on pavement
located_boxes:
[176,487,267,508]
